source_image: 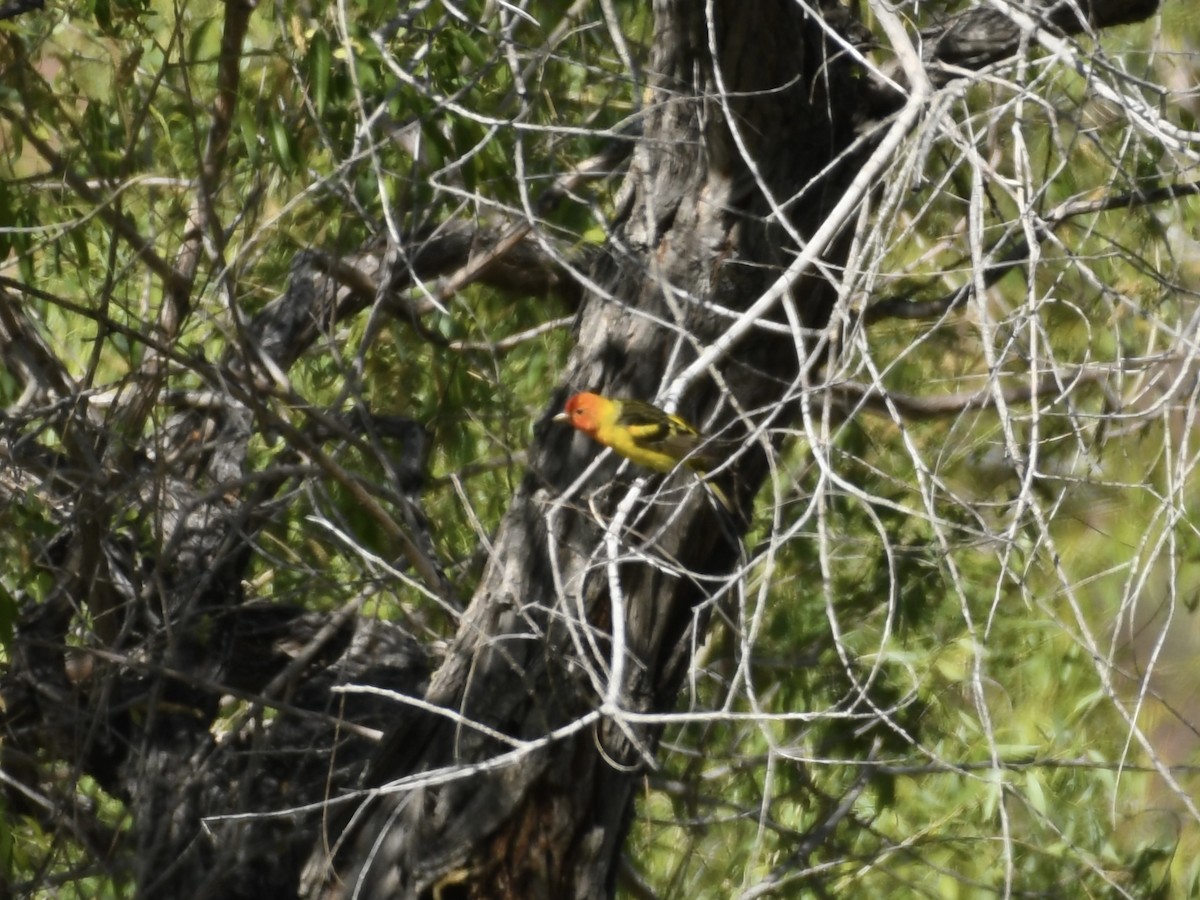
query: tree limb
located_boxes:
[865,179,1200,325]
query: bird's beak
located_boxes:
[552,412,568,423]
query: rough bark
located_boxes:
[928,0,1161,72]
[308,1,864,897]
[0,0,1164,897]
[310,0,1164,897]
[0,257,434,896]
[0,237,550,895]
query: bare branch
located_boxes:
[928,0,1161,74]
[865,179,1200,325]
[830,365,1113,420]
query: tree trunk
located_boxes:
[311,2,865,896]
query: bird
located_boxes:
[553,391,733,511]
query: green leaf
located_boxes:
[268,108,296,173]
[70,224,91,270]
[93,0,114,34]
[187,15,219,68]
[14,207,33,284]
[452,31,487,69]
[0,580,16,648]
[308,31,332,117]
[0,182,11,263]
[238,105,260,166]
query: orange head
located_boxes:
[555,391,605,437]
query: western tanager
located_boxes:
[554,391,732,510]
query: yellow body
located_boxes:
[554,391,731,510]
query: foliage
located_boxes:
[620,4,1200,898]
[2,0,1200,896]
